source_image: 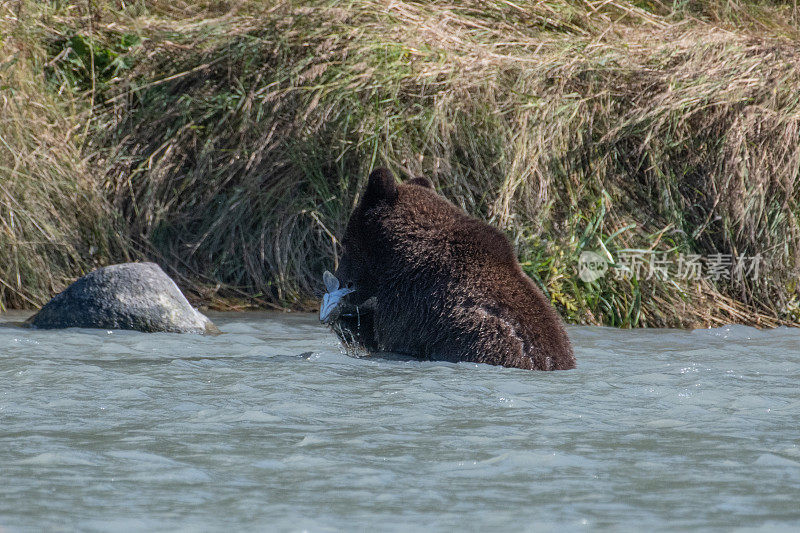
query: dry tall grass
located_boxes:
[0,5,128,311]
[2,0,800,326]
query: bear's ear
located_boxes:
[407,177,435,189]
[362,168,398,209]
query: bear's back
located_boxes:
[370,182,575,370]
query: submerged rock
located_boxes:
[27,262,219,334]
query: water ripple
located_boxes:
[0,312,799,531]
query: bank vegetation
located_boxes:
[2,0,800,327]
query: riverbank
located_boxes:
[2,1,800,327]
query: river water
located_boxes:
[1,311,799,532]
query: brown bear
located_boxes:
[320,168,575,370]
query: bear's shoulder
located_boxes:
[390,183,517,264]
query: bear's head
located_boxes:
[320,168,434,323]
[334,168,398,308]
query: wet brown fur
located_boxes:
[331,168,575,370]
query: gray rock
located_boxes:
[27,262,219,334]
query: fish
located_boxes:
[319,270,354,323]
